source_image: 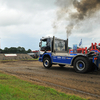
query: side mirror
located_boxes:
[39,42,41,47]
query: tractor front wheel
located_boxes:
[43,57,52,68]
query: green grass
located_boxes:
[0,73,87,100]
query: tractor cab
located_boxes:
[39,36,69,55]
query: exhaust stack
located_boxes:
[67,38,68,53]
[65,38,68,53]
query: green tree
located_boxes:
[9,47,17,53]
[4,47,9,53]
[21,47,26,53]
[2,46,32,53]
[17,46,23,53]
[27,49,31,53]
[0,49,3,53]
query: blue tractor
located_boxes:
[39,36,100,73]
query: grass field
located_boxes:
[0,72,87,100]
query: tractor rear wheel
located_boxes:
[73,57,90,73]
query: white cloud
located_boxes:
[0,0,56,49]
[0,0,100,50]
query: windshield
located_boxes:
[41,41,47,47]
[40,38,51,51]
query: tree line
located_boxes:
[0,47,31,53]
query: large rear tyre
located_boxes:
[43,57,52,68]
[73,57,90,73]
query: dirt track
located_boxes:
[0,61,100,100]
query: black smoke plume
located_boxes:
[54,0,100,37]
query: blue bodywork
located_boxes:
[39,53,52,63]
[39,52,76,65]
[52,56,73,64]
[39,52,100,69]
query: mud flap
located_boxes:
[96,53,100,70]
[91,63,98,71]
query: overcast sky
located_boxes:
[0,0,100,50]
